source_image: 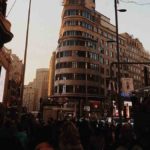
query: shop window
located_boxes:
[100,67,104,74]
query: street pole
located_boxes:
[114,0,122,123]
[20,0,32,106]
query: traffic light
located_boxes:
[144,66,148,86]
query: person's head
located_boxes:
[59,121,81,145]
[35,142,54,150]
[59,121,83,150]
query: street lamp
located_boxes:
[114,0,126,123]
[20,0,32,105]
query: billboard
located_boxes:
[0,66,6,102]
[121,78,134,97]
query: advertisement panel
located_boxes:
[121,78,134,97]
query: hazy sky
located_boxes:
[5,0,150,84]
[0,68,6,102]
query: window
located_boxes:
[106,50,109,56]
[88,63,99,71]
[66,85,73,93]
[110,51,113,58]
[64,9,80,16]
[100,67,104,74]
[100,88,105,95]
[62,39,96,49]
[100,79,104,85]
[77,51,86,57]
[106,69,109,76]
[78,62,86,68]
[56,62,73,69]
[72,62,77,68]
[108,34,113,40]
[63,30,82,36]
[56,63,60,69]
[75,73,86,80]
[67,74,74,79]
[55,74,59,80]
[64,20,94,31]
[106,59,109,65]
[103,31,107,37]
[88,86,98,94]
[75,85,85,93]
[68,0,76,4]
[100,56,104,64]
[60,73,74,80]
[54,86,57,93]
[59,85,63,93]
[87,74,99,82]
[64,20,78,26]
[64,51,72,57]
[56,52,59,58]
[88,52,99,60]
[100,47,104,54]
[81,10,95,22]
[60,52,63,57]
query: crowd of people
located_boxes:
[0,104,149,150]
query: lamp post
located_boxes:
[20,0,32,105]
[114,0,126,123]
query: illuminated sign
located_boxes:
[121,78,134,97]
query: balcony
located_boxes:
[0,12,13,48]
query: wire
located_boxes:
[6,0,17,17]
[120,0,150,5]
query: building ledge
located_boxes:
[0,13,13,47]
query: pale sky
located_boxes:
[0,67,6,102]
[5,0,150,84]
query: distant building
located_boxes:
[7,52,23,106]
[121,33,150,89]
[35,68,49,110]
[9,54,23,83]
[48,52,56,97]
[0,47,23,106]
[23,68,49,111]
[23,80,37,112]
[0,47,11,104]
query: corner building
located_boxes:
[54,0,150,114]
[55,0,107,110]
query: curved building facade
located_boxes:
[54,0,102,106]
[53,0,150,117]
